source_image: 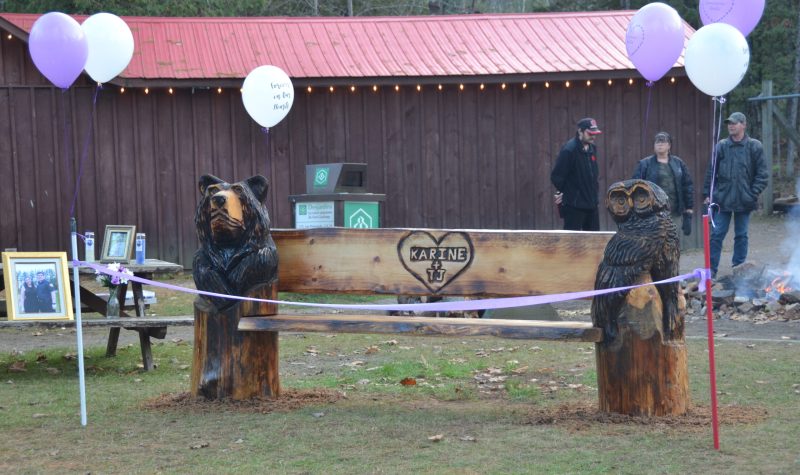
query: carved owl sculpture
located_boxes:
[591,179,682,342]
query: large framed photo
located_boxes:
[101,225,136,262]
[2,252,74,321]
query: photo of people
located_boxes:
[2,252,73,321]
[100,225,136,262]
[15,265,60,314]
[108,231,129,258]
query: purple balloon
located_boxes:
[700,0,765,37]
[626,3,686,82]
[29,12,88,89]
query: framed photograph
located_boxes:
[101,225,136,262]
[2,252,74,321]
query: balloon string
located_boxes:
[69,84,101,218]
[60,89,73,214]
[643,81,654,153]
[707,96,726,225]
[262,127,270,177]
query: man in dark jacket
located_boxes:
[703,112,768,277]
[551,118,602,231]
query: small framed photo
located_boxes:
[2,252,74,321]
[101,225,136,262]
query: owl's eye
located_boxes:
[631,189,650,207]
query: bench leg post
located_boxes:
[138,329,154,371]
[106,327,120,357]
[191,282,279,400]
[594,284,689,416]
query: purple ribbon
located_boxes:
[77,260,709,313]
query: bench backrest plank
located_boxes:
[272,228,613,297]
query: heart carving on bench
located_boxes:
[397,231,474,293]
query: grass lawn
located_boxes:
[1,331,798,474]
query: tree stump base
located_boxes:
[595,283,689,416]
[191,282,279,400]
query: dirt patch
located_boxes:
[521,402,768,431]
[142,388,345,414]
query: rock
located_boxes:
[737,302,754,314]
[712,290,735,308]
[779,290,800,305]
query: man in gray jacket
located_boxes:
[702,112,768,277]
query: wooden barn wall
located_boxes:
[1,36,712,269]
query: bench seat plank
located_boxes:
[239,315,602,342]
[0,317,194,330]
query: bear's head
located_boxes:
[195,174,271,250]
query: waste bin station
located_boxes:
[289,163,385,229]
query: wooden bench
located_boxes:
[192,226,690,416]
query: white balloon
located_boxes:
[241,65,294,128]
[81,13,134,84]
[684,23,750,97]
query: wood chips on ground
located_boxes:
[142,388,345,414]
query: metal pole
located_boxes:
[70,218,88,426]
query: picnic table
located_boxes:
[1,259,187,370]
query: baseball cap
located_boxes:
[577,118,602,135]
[654,131,671,144]
[724,112,746,124]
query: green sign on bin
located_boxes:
[344,202,379,228]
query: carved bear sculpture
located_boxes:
[193,174,278,310]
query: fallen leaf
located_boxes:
[33,331,43,337]
[234,438,244,444]
[190,442,209,450]
[171,338,184,343]
[458,435,477,442]
[746,344,756,349]
[36,353,47,362]
[400,377,417,386]
[312,412,325,418]
[780,336,791,340]
[381,339,398,346]
[428,434,444,442]
[357,379,370,385]
[9,361,26,373]
[45,367,60,375]
[511,366,529,375]
[32,413,48,418]
[63,353,76,361]
[365,346,379,355]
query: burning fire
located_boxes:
[765,273,793,295]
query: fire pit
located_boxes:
[684,261,800,323]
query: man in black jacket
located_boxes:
[703,112,768,277]
[551,118,602,231]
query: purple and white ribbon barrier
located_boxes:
[78,260,709,312]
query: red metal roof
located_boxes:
[0,12,693,82]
